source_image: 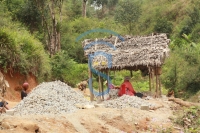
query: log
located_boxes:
[168,97,200,107]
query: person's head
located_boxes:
[124,76,131,82]
[22,82,29,91]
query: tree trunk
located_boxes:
[82,0,87,18]
[34,0,62,57]
[49,2,56,56]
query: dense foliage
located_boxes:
[114,0,141,33]
[162,37,200,99]
[0,26,51,81]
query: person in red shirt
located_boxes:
[118,77,136,96]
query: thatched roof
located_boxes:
[82,33,170,71]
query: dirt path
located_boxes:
[0,88,184,133]
[1,97,183,133]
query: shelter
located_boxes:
[82,33,170,101]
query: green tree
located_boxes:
[68,0,82,19]
[114,0,141,34]
[154,18,173,34]
[180,5,200,37]
[162,37,200,98]
[15,0,42,33]
[32,0,63,57]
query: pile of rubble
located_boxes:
[103,95,155,109]
[13,81,91,115]
[12,80,157,115]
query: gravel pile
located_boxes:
[13,81,90,115]
[103,95,155,109]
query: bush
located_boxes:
[154,18,173,34]
[175,106,200,132]
[161,42,200,99]
[0,26,51,82]
[51,51,88,87]
[191,23,200,43]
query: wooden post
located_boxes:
[130,70,133,78]
[158,75,162,96]
[101,76,104,101]
[149,67,152,92]
[98,75,101,93]
[107,69,110,99]
[152,67,155,92]
[98,75,104,101]
[157,67,162,97]
[88,67,94,101]
[155,67,159,97]
[107,69,110,85]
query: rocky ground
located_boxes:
[0,81,185,133]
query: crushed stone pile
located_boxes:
[13,81,91,115]
[103,95,155,109]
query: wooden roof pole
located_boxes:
[130,70,133,78]
[107,69,111,99]
[158,75,162,97]
[98,74,104,101]
[152,67,155,93]
[88,62,94,101]
[155,67,159,98]
[148,67,152,92]
[98,75,101,99]
[101,76,104,101]
[158,67,162,97]
[106,69,109,87]
[113,70,116,84]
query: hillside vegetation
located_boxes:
[0,0,200,99]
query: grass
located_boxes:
[187,90,200,103]
[88,69,169,95]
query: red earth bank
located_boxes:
[2,70,38,102]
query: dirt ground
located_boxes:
[0,88,184,133]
